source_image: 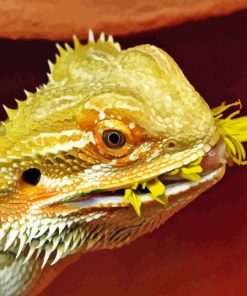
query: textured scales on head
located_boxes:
[0,30,246,296]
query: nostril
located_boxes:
[166,140,177,149]
[22,168,41,185]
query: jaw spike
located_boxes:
[51,244,65,265]
[42,244,53,268]
[16,233,28,258]
[4,229,19,251]
[73,35,81,49]
[23,241,38,264]
[88,29,95,43]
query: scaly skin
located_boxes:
[0,31,236,296]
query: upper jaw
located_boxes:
[67,165,225,209]
[65,139,227,210]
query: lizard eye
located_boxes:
[22,168,41,185]
[103,130,126,149]
[93,119,134,158]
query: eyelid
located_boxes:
[94,119,134,158]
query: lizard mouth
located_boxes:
[67,166,225,207]
[66,139,227,213]
[63,100,246,216]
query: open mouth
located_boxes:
[65,139,227,215]
[67,166,225,206]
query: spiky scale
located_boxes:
[47,59,54,72]
[42,243,53,269]
[4,229,19,251]
[46,224,57,239]
[72,34,81,49]
[63,232,73,253]
[56,43,66,56]
[3,105,16,120]
[16,233,28,258]
[99,32,105,42]
[23,241,38,264]
[0,229,5,241]
[88,29,95,43]
[51,235,61,252]
[107,34,114,43]
[64,43,73,52]
[51,244,65,265]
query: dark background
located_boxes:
[0,10,246,296]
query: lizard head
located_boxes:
[0,31,245,267]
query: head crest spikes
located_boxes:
[64,43,73,52]
[3,105,16,120]
[47,59,54,72]
[107,34,114,43]
[56,43,66,56]
[73,35,81,49]
[88,29,95,43]
[24,90,32,98]
[106,33,121,51]
[98,32,105,42]
[88,30,121,51]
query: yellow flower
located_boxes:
[123,179,167,216]
[212,100,247,165]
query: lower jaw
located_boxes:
[68,165,226,210]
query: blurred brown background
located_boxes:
[0,0,246,40]
[0,5,246,296]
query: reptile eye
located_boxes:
[103,130,126,149]
[22,168,41,185]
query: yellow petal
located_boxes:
[131,182,139,190]
[223,136,237,155]
[181,165,203,174]
[150,194,168,205]
[166,168,179,176]
[213,100,247,166]
[180,171,201,181]
[189,157,203,166]
[212,100,241,116]
[123,189,142,216]
[146,178,166,197]
[227,110,240,119]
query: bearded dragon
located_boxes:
[0,30,246,296]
